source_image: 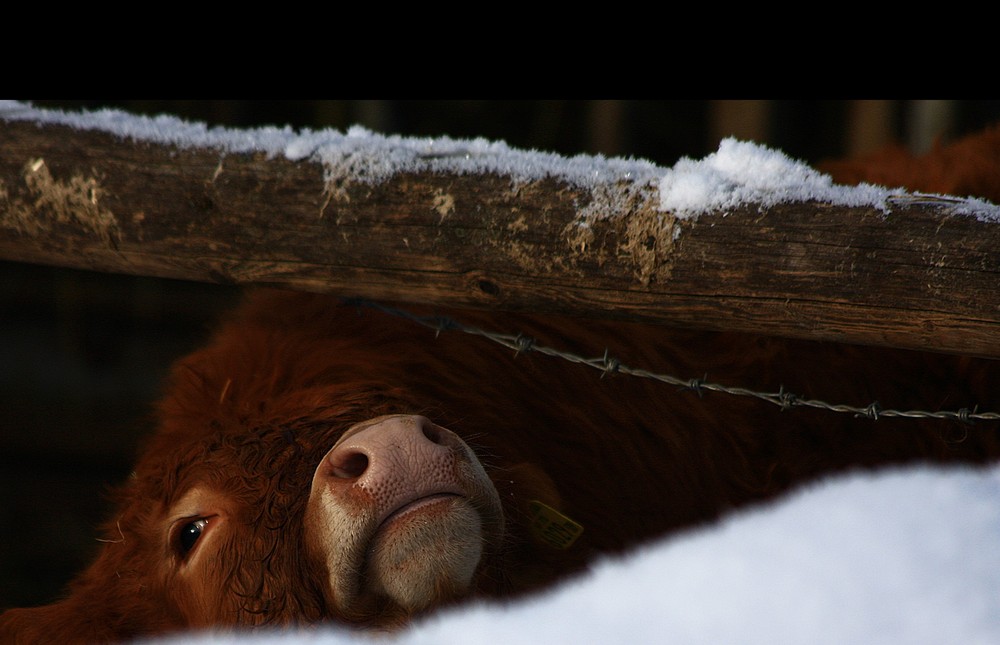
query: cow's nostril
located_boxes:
[421,421,443,445]
[330,451,368,479]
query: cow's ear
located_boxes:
[0,563,167,645]
[0,601,109,645]
[503,462,584,551]
[504,461,564,511]
[492,462,588,590]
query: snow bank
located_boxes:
[5,101,999,224]
[145,464,1000,645]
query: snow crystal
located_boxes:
[0,101,661,193]
[4,101,999,225]
[658,138,897,218]
[657,138,1000,222]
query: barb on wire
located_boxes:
[345,298,1000,425]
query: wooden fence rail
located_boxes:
[2,107,999,358]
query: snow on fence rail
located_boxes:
[2,101,1000,358]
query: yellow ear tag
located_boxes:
[527,500,584,549]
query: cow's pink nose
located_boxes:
[323,415,463,499]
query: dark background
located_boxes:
[4,100,1000,610]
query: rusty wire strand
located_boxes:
[349,299,1000,425]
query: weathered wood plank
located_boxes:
[2,117,999,358]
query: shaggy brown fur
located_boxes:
[821,124,1000,203]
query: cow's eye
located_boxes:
[179,518,209,555]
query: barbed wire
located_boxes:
[347,299,1000,425]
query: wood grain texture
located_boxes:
[2,119,999,358]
